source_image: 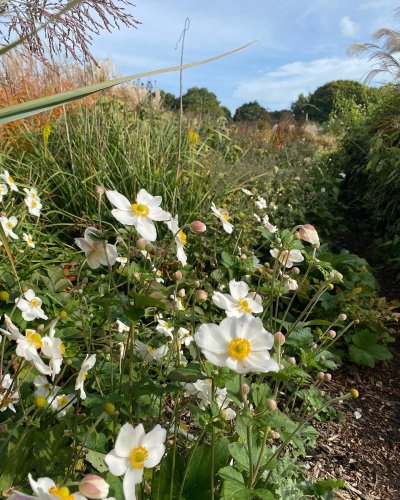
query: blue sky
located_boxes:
[92,0,399,112]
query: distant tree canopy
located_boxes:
[291,80,378,122]
[234,101,267,122]
[181,87,225,116]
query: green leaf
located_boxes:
[221,251,235,268]
[130,292,166,310]
[286,328,313,348]
[85,449,108,473]
[0,42,256,124]
[168,363,208,383]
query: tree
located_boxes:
[181,87,225,117]
[233,101,267,122]
[291,93,310,120]
[160,91,177,111]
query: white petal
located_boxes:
[123,467,143,500]
[229,280,249,300]
[144,444,166,468]
[106,190,131,210]
[194,324,228,354]
[212,292,235,311]
[105,449,129,476]
[222,220,234,234]
[75,238,92,253]
[115,423,137,457]
[148,206,171,222]
[142,425,166,449]
[135,217,157,241]
[111,209,137,226]
[136,189,160,207]
[86,251,101,269]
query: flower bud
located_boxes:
[137,238,148,250]
[291,267,300,275]
[190,220,207,234]
[317,372,325,382]
[311,342,317,349]
[333,272,343,282]
[79,475,110,499]
[174,270,183,282]
[288,357,296,365]
[0,291,9,301]
[274,332,285,346]
[103,403,116,415]
[194,289,208,302]
[59,311,68,319]
[327,330,336,339]
[338,313,347,321]
[94,185,105,196]
[272,431,280,440]
[324,373,332,383]
[193,280,201,288]
[350,389,359,399]
[36,324,45,333]
[145,244,153,253]
[177,288,186,298]
[149,291,164,300]
[319,355,326,362]
[265,399,277,411]
[241,383,250,396]
[299,224,320,248]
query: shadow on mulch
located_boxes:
[307,225,400,499]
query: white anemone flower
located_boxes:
[75,227,118,270]
[211,202,233,234]
[0,216,19,239]
[165,215,187,266]
[241,188,253,196]
[153,268,164,283]
[105,422,166,500]
[33,375,59,398]
[177,327,193,347]
[23,187,39,200]
[262,215,278,233]
[135,340,168,363]
[212,279,263,318]
[0,183,8,202]
[194,315,279,375]
[270,248,304,269]
[116,256,128,268]
[170,293,184,311]
[255,196,267,210]
[17,474,87,500]
[189,379,236,421]
[23,233,36,248]
[156,318,174,339]
[25,196,42,217]
[0,315,51,375]
[75,354,96,400]
[50,393,75,419]
[116,320,130,333]
[0,373,20,412]
[41,320,64,380]
[15,289,48,321]
[283,275,298,291]
[106,189,171,242]
[0,170,18,192]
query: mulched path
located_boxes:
[307,227,400,498]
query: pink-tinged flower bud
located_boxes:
[317,372,325,382]
[338,313,347,321]
[136,238,148,250]
[241,383,250,396]
[324,373,332,383]
[291,267,300,275]
[193,280,201,288]
[194,289,208,302]
[79,475,110,499]
[274,332,285,346]
[327,330,336,339]
[174,270,183,282]
[299,224,320,248]
[288,357,296,365]
[94,185,105,196]
[149,291,163,300]
[265,399,277,411]
[190,220,207,234]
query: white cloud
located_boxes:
[233,57,375,110]
[340,16,359,38]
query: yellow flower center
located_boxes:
[179,423,189,432]
[82,371,88,381]
[29,298,40,308]
[156,269,163,277]
[26,331,43,349]
[221,211,230,221]
[48,486,74,500]
[238,298,252,313]
[129,445,148,468]
[31,200,38,208]
[7,175,14,184]
[27,236,33,244]
[58,396,68,407]
[228,338,251,360]
[60,342,65,355]
[131,203,149,216]
[6,222,13,229]
[178,230,187,246]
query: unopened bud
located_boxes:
[333,272,343,281]
[291,267,300,275]
[94,185,105,196]
[137,238,148,250]
[327,283,334,290]
[79,474,110,499]
[324,373,332,383]
[193,280,201,288]
[311,342,317,349]
[299,224,320,248]
[36,324,45,333]
[133,272,141,281]
[327,330,336,339]
[319,355,326,362]
[274,332,285,346]
[350,389,359,398]
[174,270,183,282]
[319,390,326,397]
[288,357,296,365]
[177,288,186,298]
[317,372,325,382]
[145,244,153,253]
[272,431,280,440]
[338,313,347,321]
[265,399,277,411]
[241,383,250,396]
[194,289,208,302]
[149,291,163,300]
[103,403,116,415]
[190,220,207,234]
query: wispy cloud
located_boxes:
[340,16,359,38]
[234,57,374,110]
